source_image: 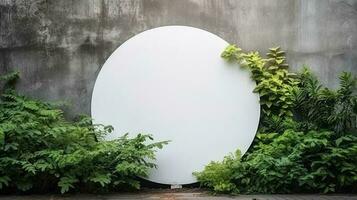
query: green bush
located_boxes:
[195,45,357,194]
[260,67,356,135]
[0,73,167,193]
[294,67,357,134]
[195,130,357,194]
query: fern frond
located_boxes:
[0,71,19,82]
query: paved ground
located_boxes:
[0,192,356,200]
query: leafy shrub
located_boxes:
[221,45,299,118]
[261,116,321,135]
[195,130,357,194]
[259,67,356,135]
[0,73,167,193]
[294,67,357,134]
[195,45,357,194]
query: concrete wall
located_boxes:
[0,0,356,117]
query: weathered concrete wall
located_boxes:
[0,0,356,117]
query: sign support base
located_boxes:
[170,184,182,189]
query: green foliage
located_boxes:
[294,67,357,134]
[196,44,357,194]
[195,130,357,194]
[0,73,167,193]
[0,71,19,82]
[58,176,78,194]
[221,45,355,134]
[193,151,241,194]
[221,45,299,118]
[0,176,10,189]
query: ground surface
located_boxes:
[1,192,356,200]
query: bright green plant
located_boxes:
[0,72,167,193]
[193,150,241,194]
[221,45,299,118]
[195,130,357,194]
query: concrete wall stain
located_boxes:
[0,0,356,117]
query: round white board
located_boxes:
[91,26,260,185]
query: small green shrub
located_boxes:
[195,130,357,194]
[0,73,167,193]
[193,150,241,194]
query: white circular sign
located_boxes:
[91,26,260,185]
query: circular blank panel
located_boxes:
[91,26,260,185]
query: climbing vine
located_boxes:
[221,45,299,118]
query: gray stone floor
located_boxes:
[0,192,356,200]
